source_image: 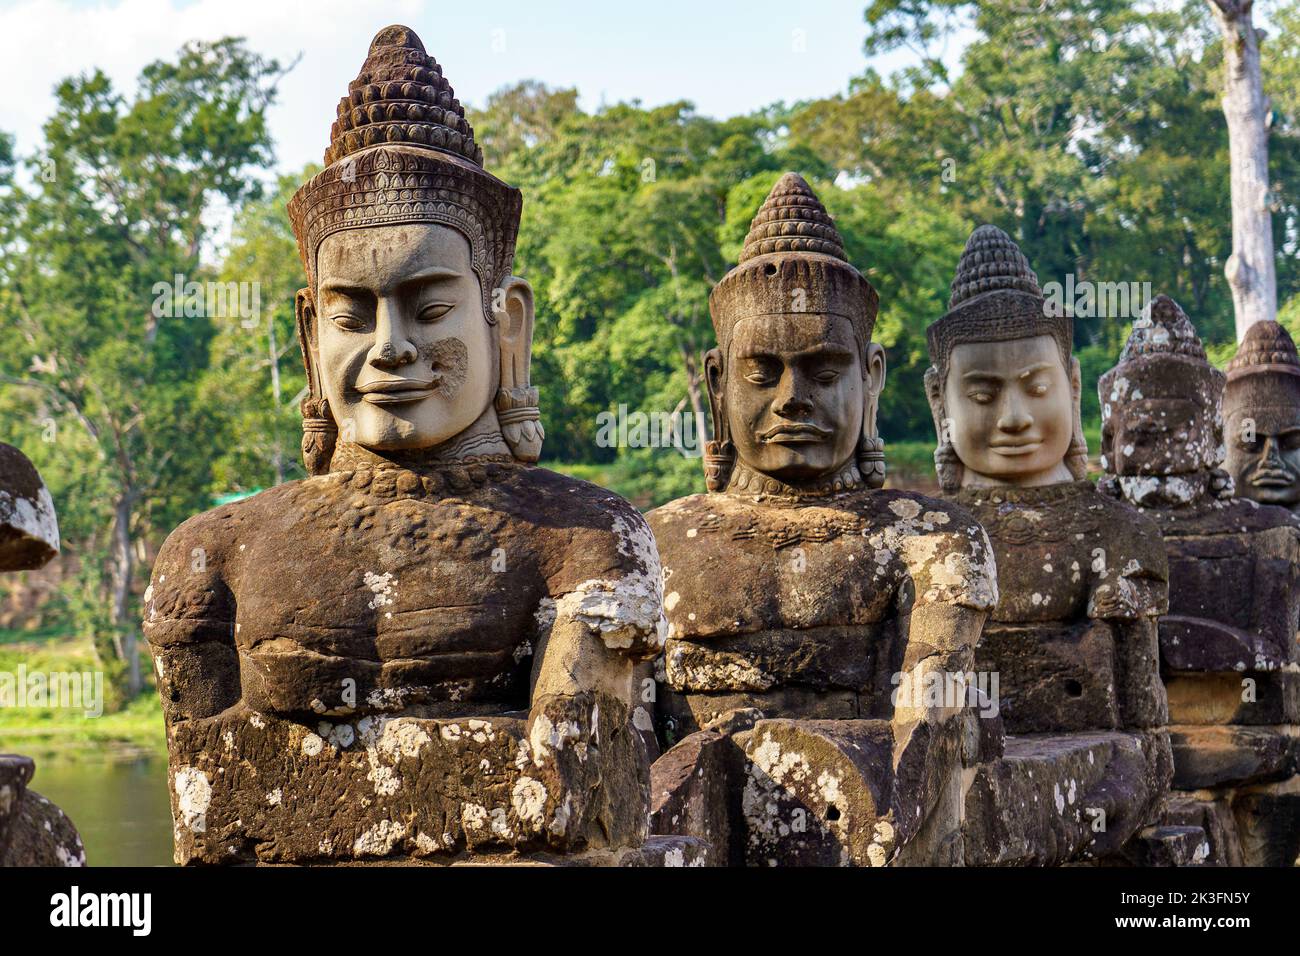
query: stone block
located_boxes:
[165,693,650,865]
[964,730,1171,866]
[1169,724,1297,789]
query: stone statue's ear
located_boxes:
[1066,356,1089,479]
[493,276,544,463]
[863,343,886,423]
[296,287,336,476]
[295,288,319,395]
[704,347,725,439]
[703,347,733,492]
[859,343,888,488]
[923,365,946,442]
[925,365,962,492]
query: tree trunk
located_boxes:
[679,343,710,449]
[1209,0,1277,340]
[268,312,284,486]
[109,492,141,696]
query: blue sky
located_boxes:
[0,0,966,174]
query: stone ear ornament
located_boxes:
[495,386,543,463]
[703,439,735,492]
[702,347,733,492]
[295,287,337,476]
[857,436,885,489]
[301,397,337,477]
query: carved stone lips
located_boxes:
[989,440,1041,456]
[1249,469,1295,487]
[761,422,831,443]
[356,377,438,404]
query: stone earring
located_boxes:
[703,439,734,492]
[934,442,963,494]
[301,396,337,476]
[858,436,886,489]
[495,386,544,463]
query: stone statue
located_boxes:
[646,174,999,866]
[1100,295,1300,866]
[1223,320,1300,512]
[143,25,694,866]
[0,442,84,867]
[925,227,1180,865]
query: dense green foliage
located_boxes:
[2,3,1299,703]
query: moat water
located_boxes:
[28,748,174,866]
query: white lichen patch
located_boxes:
[548,575,665,653]
[888,498,921,520]
[528,713,582,768]
[174,767,212,834]
[461,803,488,830]
[363,570,396,610]
[352,819,406,857]
[666,646,777,693]
[357,717,433,797]
[511,776,548,828]
[534,510,669,653]
[866,502,998,610]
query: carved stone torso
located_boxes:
[647,487,996,729]
[955,481,1166,624]
[1127,494,1300,671]
[146,457,661,721]
[952,481,1168,735]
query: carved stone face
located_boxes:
[943,335,1074,487]
[314,223,496,451]
[723,314,867,482]
[1225,405,1300,506]
[1108,397,1207,476]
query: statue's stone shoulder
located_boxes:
[500,466,662,594]
[858,489,999,612]
[145,480,310,631]
[1086,488,1169,582]
[1140,493,1300,538]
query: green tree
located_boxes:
[0,38,284,697]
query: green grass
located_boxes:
[0,632,165,756]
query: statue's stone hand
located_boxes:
[523,690,650,850]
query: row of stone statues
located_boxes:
[141,25,1299,866]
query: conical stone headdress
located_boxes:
[1098,294,1225,472]
[1224,320,1300,418]
[287,24,522,316]
[1227,320,1300,383]
[708,173,878,356]
[926,225,1071,374]
[1100,293,1219,398]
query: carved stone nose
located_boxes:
[372,339,416,368]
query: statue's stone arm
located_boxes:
[528,508,667,713]
[142,512,240,723]
[890,520,999,743]
[1087,530,1171,728]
